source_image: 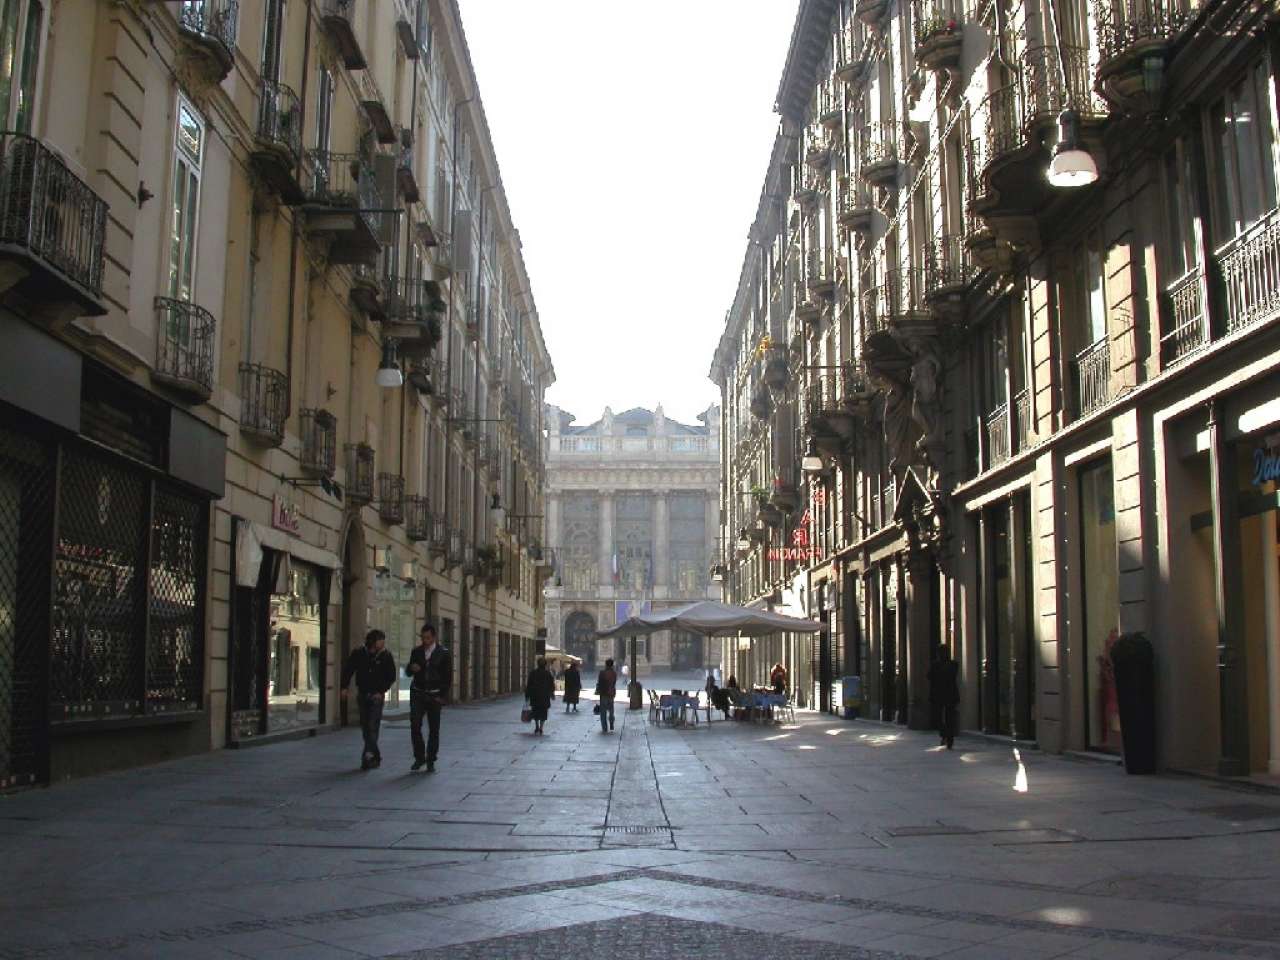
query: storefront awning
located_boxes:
[235,518,340,589]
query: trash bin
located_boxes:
[1111,632,1156,774]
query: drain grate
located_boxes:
[887,825,973,837]
[604,825,669,834]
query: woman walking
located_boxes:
[563,661,582,713]
[525,657,555,736]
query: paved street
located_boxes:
[4,676,1280,959]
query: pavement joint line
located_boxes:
[639,869,1278,956]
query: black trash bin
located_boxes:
[1111,632,1156,774]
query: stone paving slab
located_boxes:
[5,675,1280,959]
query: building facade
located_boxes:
[543,405,721,675]
[713,0,1280,775]
[0,0,553,788]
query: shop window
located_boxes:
[369,567,415,709]
[268,561,324,734]
[1079,459,1120,752]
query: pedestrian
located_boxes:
[595,657,618,734]
[406,621,451,772]
[705,668,717,699]
[525,657,555,735]
[928,644,960,750]
[563,661,582,713]
[770,662,787,694]
[340,629,396,770]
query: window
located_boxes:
[1161,138,1200,279]
[1068,231,1107,349]
[1208,60,1278,246]
[262,0,284,81]
[168,98,203,302]
[315,65,333,152]
[0,0,43,132]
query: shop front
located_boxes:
[229,513,338,743]
[0,314,224,784]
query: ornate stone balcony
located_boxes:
[321,0,366,70]
[0,133,108,317]
[859,122,900,187]
[912,0,963,70]
[924,235,975,323]
[250,81,304,203]
[839,179,876,236]
[806,249,836,299]
[1093,0,1195,114]
[176,0,238,83]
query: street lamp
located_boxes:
[375,339,403,388]
[488,491,505,528]
[1046,109,1098,188]
[802,438,826,474]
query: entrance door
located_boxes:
[564,611,597,671]
[670,632,703,671]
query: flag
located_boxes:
[611,552,619,584]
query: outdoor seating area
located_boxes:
[645,685,795,727]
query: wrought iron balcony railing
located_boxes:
[177,0,239,78]
[1159,268,1208,367]
[1072,337,1111,418]
[1217,206,1280,335]
[924,235,975,294]
[404,494,430,541]
[1012,388,1032,454]
[377,472,405,525]
[981,85,1022,163]
[344,442,375,504]
[0,132,108,302]
[1094,0,1194,62]
[256,79,302,163]
[426,513,448,556]
[1022,44,1099,122]
[860,121,900,169]
[299,408,337,477]
[238,362,288,445]
[985,401,1011,466]
[913,0,962,46]
[305,151,378,226]
[153,297,215,401]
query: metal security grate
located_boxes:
[0,425,55,788]
[51,449,148,720]
[603,826,669,834]
[147,489,205,714]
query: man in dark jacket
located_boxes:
[928,644,960,750]
[563,662,582,713]
[596,658,617,734]
[407,621,451,771]
[525,657,555,735]
[340,630,396,770]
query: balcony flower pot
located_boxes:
[763,348,789,391]
[749,390,772,420]
[770,482,800,513]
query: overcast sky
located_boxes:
[456,1,799,427]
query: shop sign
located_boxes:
[271,494,301,534]
[1252,446,1280,487]
[768,545,819,561]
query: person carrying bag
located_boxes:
[595,658,617,734]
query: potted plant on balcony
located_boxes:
[770,476,801,513]
[763,346,789,391]
[749,387,772,421]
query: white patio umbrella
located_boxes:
[596,599,823,638]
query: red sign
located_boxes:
[272,494,301,534]
[768,546,819,561]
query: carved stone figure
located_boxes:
[908,347,944,473]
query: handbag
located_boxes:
[520,701,532,723]
[593,703,600,715]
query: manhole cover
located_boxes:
[1193,803,1280,822]
[1197,914,1280,942]
[887,825,973,837]
[604,825,669,834]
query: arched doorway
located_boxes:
[564,610,597,671]
[339,517,367,727]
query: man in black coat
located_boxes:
[563,662,582,713]
[407,621,451,772]
[928,644,960,750]
[340,629,396,770]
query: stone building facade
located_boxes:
[543,406,721,675]
[713,0,1280,775]
[0,0,552,787]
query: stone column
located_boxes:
[598,491,614,587]
[1209,402,1249,776]
[546,493,562,553]
[653,492,670,590]
[705,490,720,597]
[905,549,937,730]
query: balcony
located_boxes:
[1072,338,1111,419]
[985,402,1010,467]
[321,0,366,70]
[835,23,867,83]
[806,249,836,299]
[238,362,288,446]
[794,279,821,325]
[385,277,441,357]
[176,0,238,83]
[805,130,833,168]
[0,133,108,316]
[404,495,431,541]
[302,151,380,265]
[855,0,890,30]
[250,80,304,203]
[396,7,420,59]
[861,268,930,343]
[447,528,464,569]
[396,132,419,203]
[839,180,876,237]
[749,385,772,421]
[152,298,214,402]
[923,235,974,322]
[344,442,375,504]
[350,264,386,320]
[912,0,963,70]
[763,345,789,391]
[299,408,337,476]
[1094,0,1194,114]
[1218,207,1280,336]
[377,472,405,525]
[1159,268,1208,367]
[359,74,397,144]
[815,82,842,127]
[1013,388,1032,453]
[426,514,449,558]
[859,122,900,186]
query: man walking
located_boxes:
[340,630,396,770]
[407,621,451,771]
[596,658,617,734]
[928,644,960,750]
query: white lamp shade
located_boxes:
[802,453,825,473]
[1047,148,1098,187]
[375,364,403,388]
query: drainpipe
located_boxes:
[444,92,475,559]
[284,0,314,416]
